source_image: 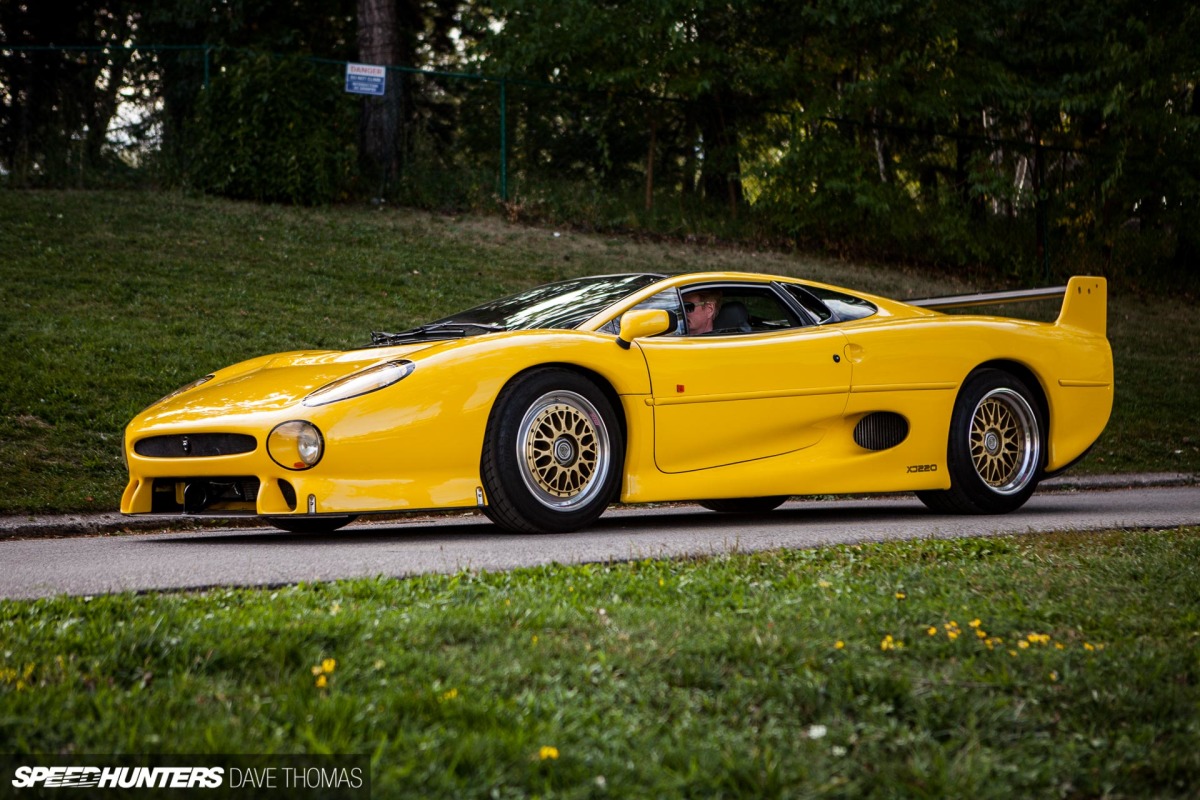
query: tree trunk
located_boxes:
[357,0,404,194]
[697,94,743,215]
[645,112,657,212]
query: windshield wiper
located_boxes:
[371,321,506,346]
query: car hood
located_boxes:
[134,343,433,427]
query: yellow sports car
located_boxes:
[121,272,1112,534]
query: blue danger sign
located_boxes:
[345,63,386,96]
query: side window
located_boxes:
[681,285,805,335]
[783,285,834,323]
[599,289,685,336]
[784,284,877,323]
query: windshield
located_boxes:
[371,273,664,345]
[433,274,662,330]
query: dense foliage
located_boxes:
[2,0,1197,281]
[188,55,356,204]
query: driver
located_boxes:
[682,289,721,335]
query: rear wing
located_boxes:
[909,276,1107,337]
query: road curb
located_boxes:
[1,473,1194,541]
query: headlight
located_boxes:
[303,360,415,407]
[268,421,324,470]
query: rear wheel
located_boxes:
[266,515,357,534]
[917,369,1044,514]
[699,496,789,514]
[481,369,623,533]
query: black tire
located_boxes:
[481,368,624,533]
[699,496,789,514]
[266,515,358,534]
[917,369,1044,515]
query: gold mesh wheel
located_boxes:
[516,391,611,509]
[969,387,1040,495]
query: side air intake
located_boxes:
[854,412,909,451]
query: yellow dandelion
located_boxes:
[311,665,323,676]
[927,626,939,637]
[440,688,459,703]
[975,629,988,639]
[539,746,560,761]
[947,630,959,641]
[834,640,845,650]
[1018,640,1030,650]
[969,619,982,628]
[1084,642,1095,651]
[1049,671,1059,682]
[322,658,337,674]
[315,674,328,689]
[895,591,906,600]
[1055,643,1065,650]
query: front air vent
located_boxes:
[278,479,297,511]
[150,476,260,513]
[135,433,257,458]
[854,412,909,451]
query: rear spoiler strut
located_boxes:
[909,276,1107,337]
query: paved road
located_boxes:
[2,484,1198,599]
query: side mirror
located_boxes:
[616,309,674,349]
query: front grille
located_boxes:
[135,433,257,458]
[853,412,910,451]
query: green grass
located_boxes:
[2,529,1198,797]
[0,189,1197,513]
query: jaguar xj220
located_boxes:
[121,272,1113,534]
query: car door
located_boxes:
[637,285,851,473]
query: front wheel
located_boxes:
[481,369,624,533]
[917,369,1044,515]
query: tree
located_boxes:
[355,0,478,196]
[0,1,140,184]
[135,0,357,179]
[357,0,405,191]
